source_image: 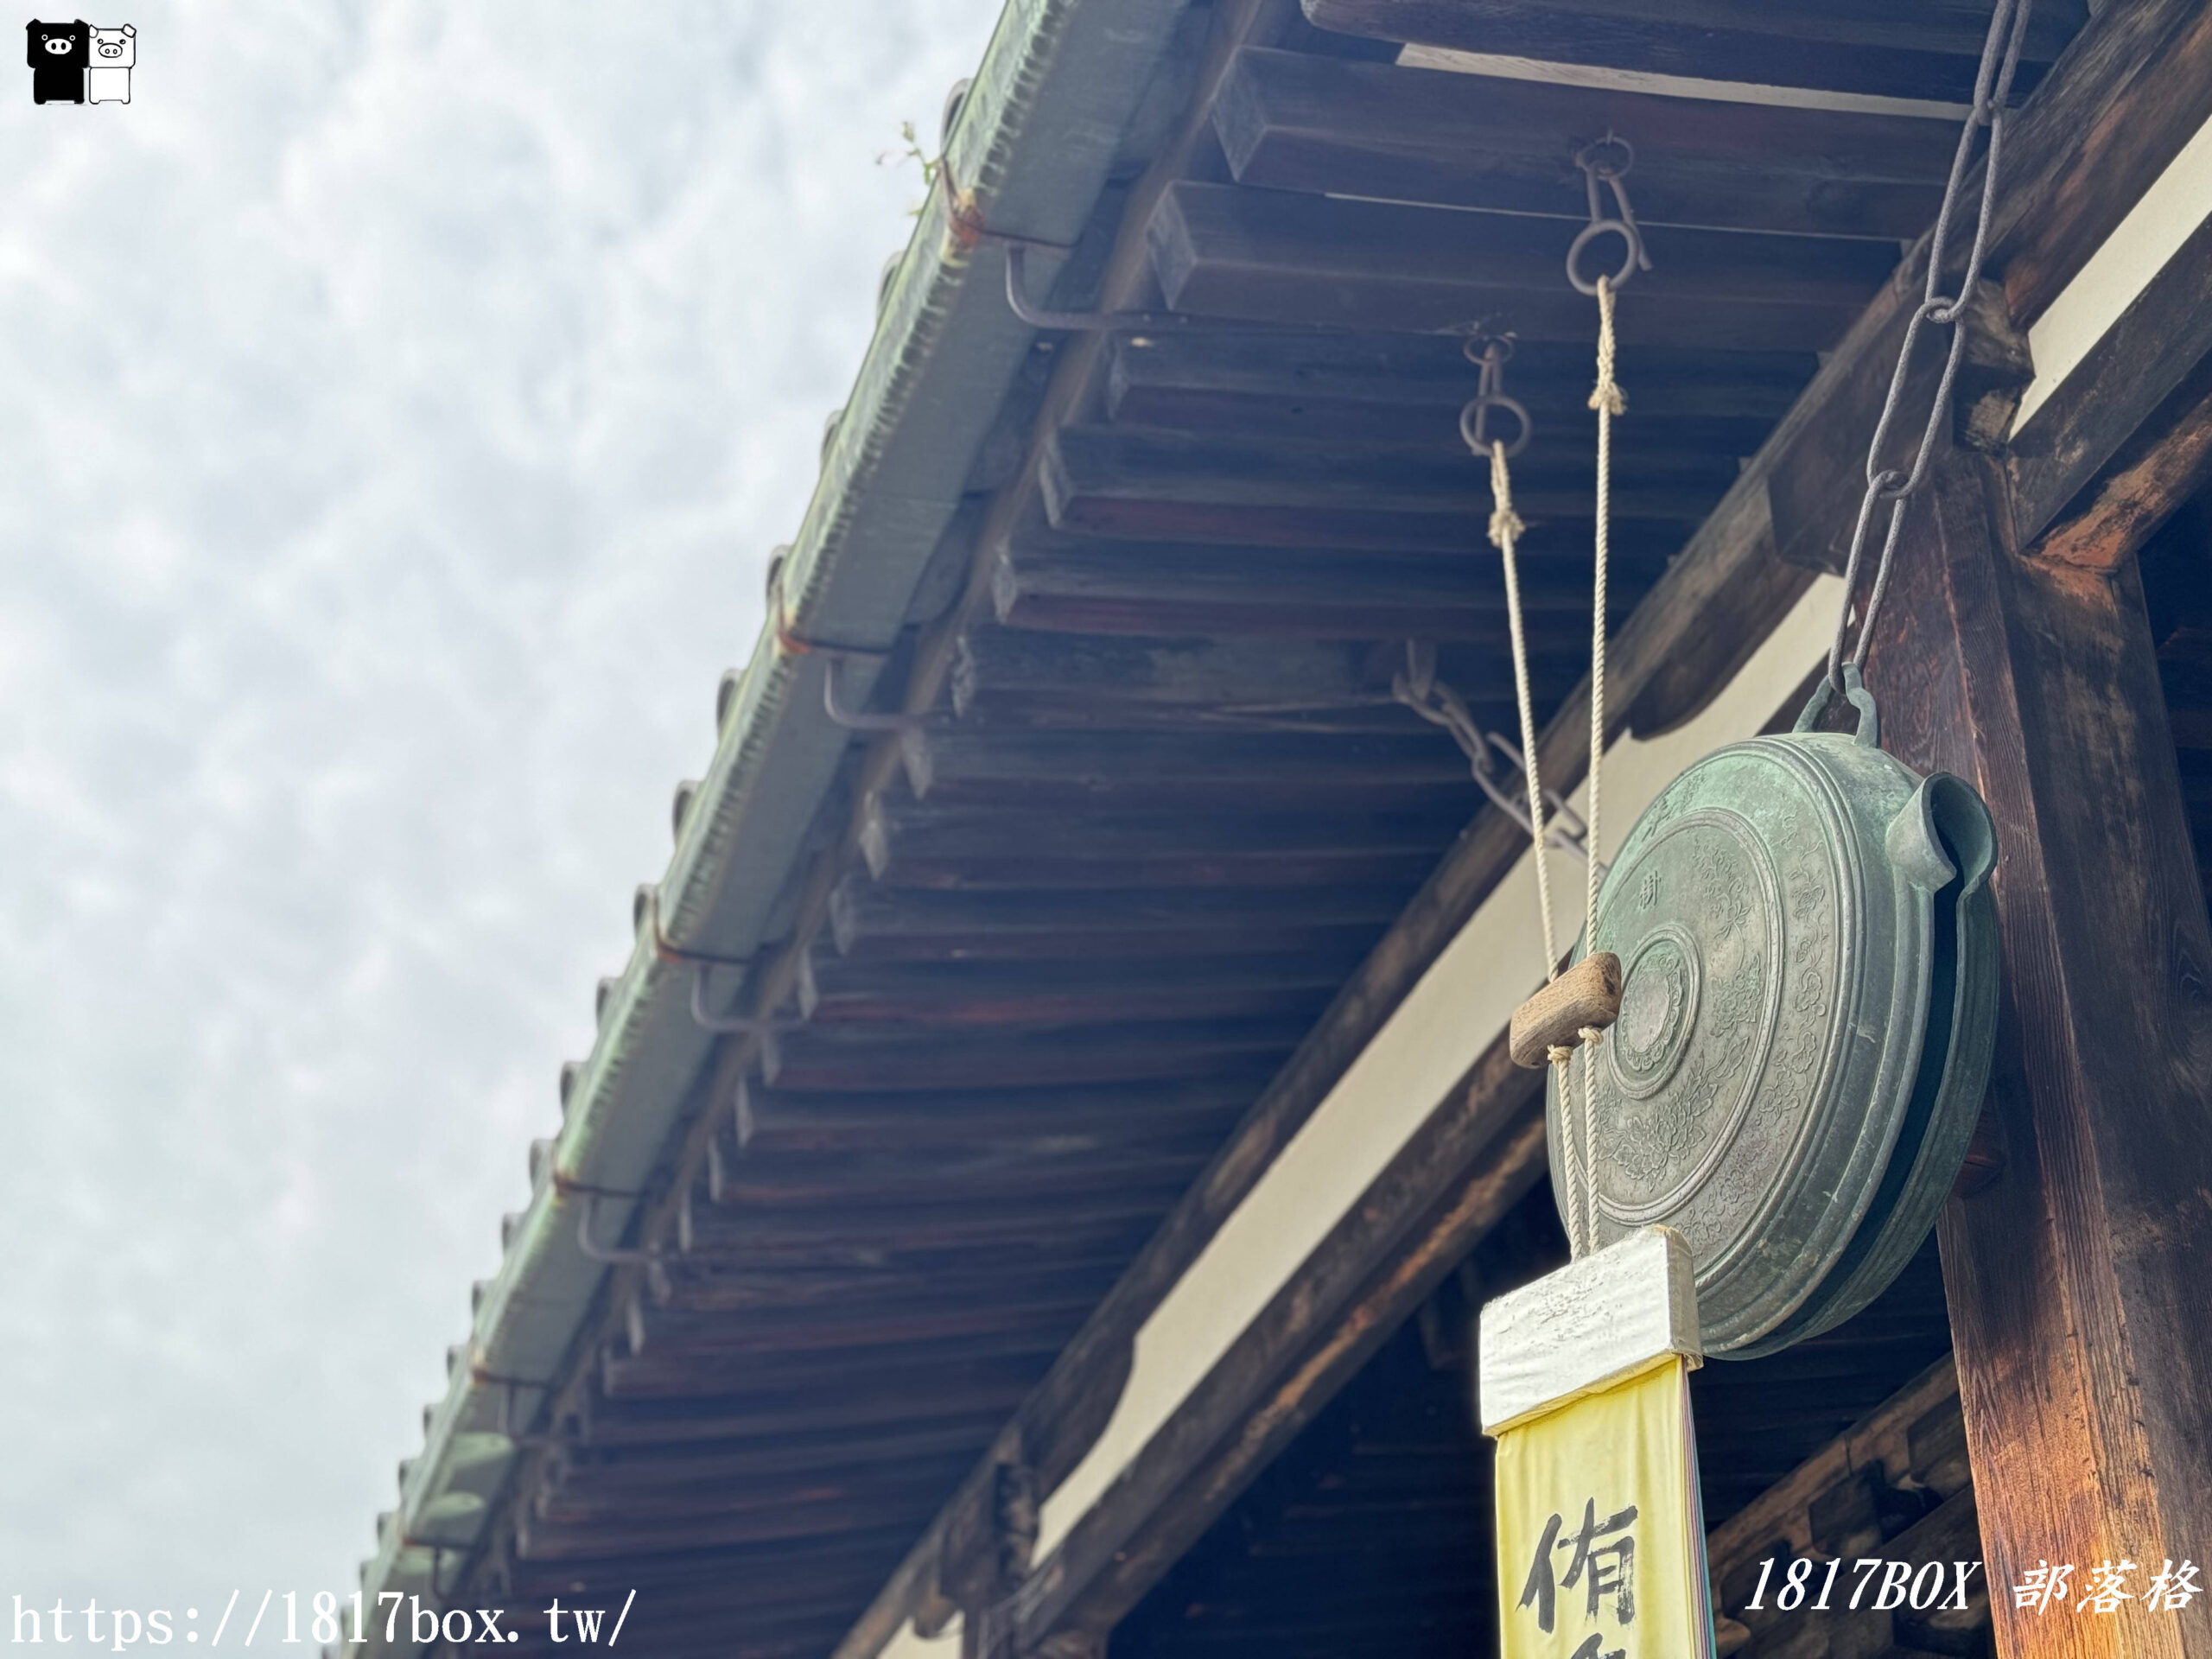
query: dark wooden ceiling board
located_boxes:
[1217,48,1958,237]
[652,1259,1139,1325]
[829,876,1420,958]
[951,628,1391,712]
[1006,508,1681,564]
[499,1524,924,1599]
[861,798,1490,869]
[696,1130,1236,1211]
[1108,329,1814,416]
[1043,423,1735,520]
[990,533,1657,645]
[1148,180,1892,346]
[538,1418,1014,1497]
[801,957,1351,1025]
[895,726,1485,804]
[1300,0,2082,101]
[1107,378,1782,455]
[620,1296,1115,1371]
[733,1076,1271,1152]
[759,1016,1317,1092]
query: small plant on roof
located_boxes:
[878,119,942,219]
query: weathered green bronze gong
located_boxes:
[1546,667,1999,1357]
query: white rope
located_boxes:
[1587,276,1619,946]
[1564,276,1624,1256]
[1481,279,1624,1259]
[1488,438,1586,1255]
[1488,441,1559,978]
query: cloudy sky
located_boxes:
[0,0,1007,1611]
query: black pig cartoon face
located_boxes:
[32,22,86,58]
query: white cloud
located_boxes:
[0,0,1006,1607]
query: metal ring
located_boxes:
[1459,394,1532,460]
[1461,334,1515,369]
[1578,133,1636,182]
[1567,219,1643,296]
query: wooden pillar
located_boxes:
[1874,449,2212,1656]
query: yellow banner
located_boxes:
[1494,1355,1713,1659]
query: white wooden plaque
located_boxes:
[1478,1224,1702,1435]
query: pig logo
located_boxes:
[25,18,130,105]
[26,18,86,104]
[86,21,129,102]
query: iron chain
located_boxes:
[1826,0,2037,690]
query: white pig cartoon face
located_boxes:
[90,24,133,66]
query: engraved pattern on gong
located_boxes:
[1700,824,1839,1230]
[1588,808,1787,1221]
[1612,928,1697,1096]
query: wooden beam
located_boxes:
[1874,452,2212,1658]
[894,726,1479,804]
[754,1017,1316,1093]
[826,877,1414,961]
[950,631,1389,716]
[1146,180,1896,347]
[1992,0,2212,327]
[1106,376,1780,457]
[620,1298,1113,1370]
[651,1261,1135,1325]
[1107,329,1810,429]
[501,1527,928,1599]
[2011,212,2212,567]
[800,956,1352,1027]
[1765,274,2033,575]
[1705,1357,1963,1591]
[542,1426,1014,1504]
[858,796,1482,885]
[1216,47,1960,238]
[731,1077,1262,1156]
[1039,424,1731,544]
[1300,0,2084,103]
[2032,367,2212,576]
[991,535,1654,639]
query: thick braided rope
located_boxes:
[1547,1041,1589,1257]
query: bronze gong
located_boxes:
[1547,668,1999,1357]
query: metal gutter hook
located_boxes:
[823,655,924,733]
[575,1192,671,1303]
[1001,243,1195,334]
[687,963,809,1037]
[493,1379,563,1452]
[995,240,1353,338]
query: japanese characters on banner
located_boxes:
[1493,1354,1713,1659]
